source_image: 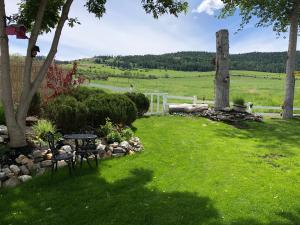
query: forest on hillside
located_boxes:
[93,51,300,73]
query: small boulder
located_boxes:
[41,160,52,168]
[97,144,106,151]
[57,161,67,168]
[113,147,126,154]
[129,150,135,155]
[110,142,119,148]
[104,150,112,159]
[18,175,32,183]
[32,150,43,159]
[0,125,8,135]
[120,141,130,149]
[61,145,72,153]
[28,163,40,174]
[21,157,33,165]
[9,165,21,175]
[3,177,20,188]
[20,165,30,175]
[45,153,53,160]
[15,155,27,164]
[0,172,6,181]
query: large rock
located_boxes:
[21,157,33,165]
[3,177,20,188]
[57,161,67,168]
[61,145,72,153]
[9,165,21,175]
[18,175,32,183]
[26,116,38,126]
[15,155,27,164]
[2,167,14,178]
[0,172,6,181]
[41,160,52,168]
[32,150,43,159]
[113,147,126,154]
[120,141,130,149]
[97,144,106,151]
[29,163,41,173]
[0,125,8,135]
[20,165,30,175]
[110,142,119,148]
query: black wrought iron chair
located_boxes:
[46,132,75,175]
[76,138,100,168]
[76,131,99,168]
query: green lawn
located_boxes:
[1,116,300,225]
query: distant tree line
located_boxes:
[93,51,300,73]
[77,68,158,80]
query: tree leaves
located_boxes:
[219,0,296,34]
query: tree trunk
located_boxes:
[0,0,27,147]
[282,2,300,119]
[0,0,73,148]
[215,29,230,110]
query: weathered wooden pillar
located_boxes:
[214,29,230,110]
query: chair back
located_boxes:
[46,132,59,156]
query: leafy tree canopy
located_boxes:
[14,0,188,33]
[219,0,297,34]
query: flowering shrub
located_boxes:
[43,62,85,102]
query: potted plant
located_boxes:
[233,98,247,112]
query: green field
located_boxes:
[70,62,300,107]
[2,116,300,225]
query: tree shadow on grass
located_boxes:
[230,209,300,225]
[214,118,300,155]
[0,168,220,225]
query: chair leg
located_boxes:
[68,161,72,175]
[72,158,75,169]
[80,155,83,168]
[95,154,98,167]
[51,162,55,176]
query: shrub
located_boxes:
[85,94,137,127]
[28,92,42,116]
[69,86,105,102]
[107,131,122,143]
[100,118,114,137]
[32,119,60,146]
[100,119,134,143]
[233,98,245,106]
[125,92,150,116]
[0,104,5,125]
[121,127,134,141]
[43,95,88,133]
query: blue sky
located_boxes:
[5,0,294,60]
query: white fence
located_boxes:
[144,92,300,116]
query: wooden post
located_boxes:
[214,29,230,110]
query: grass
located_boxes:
[92,75,299,107]
[1,116,300,225]
[69,62,300,107]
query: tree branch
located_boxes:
[16,0,73,124]
[22,0,48,90]
[32,0,73,91]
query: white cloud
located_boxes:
[195,0,224,15]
